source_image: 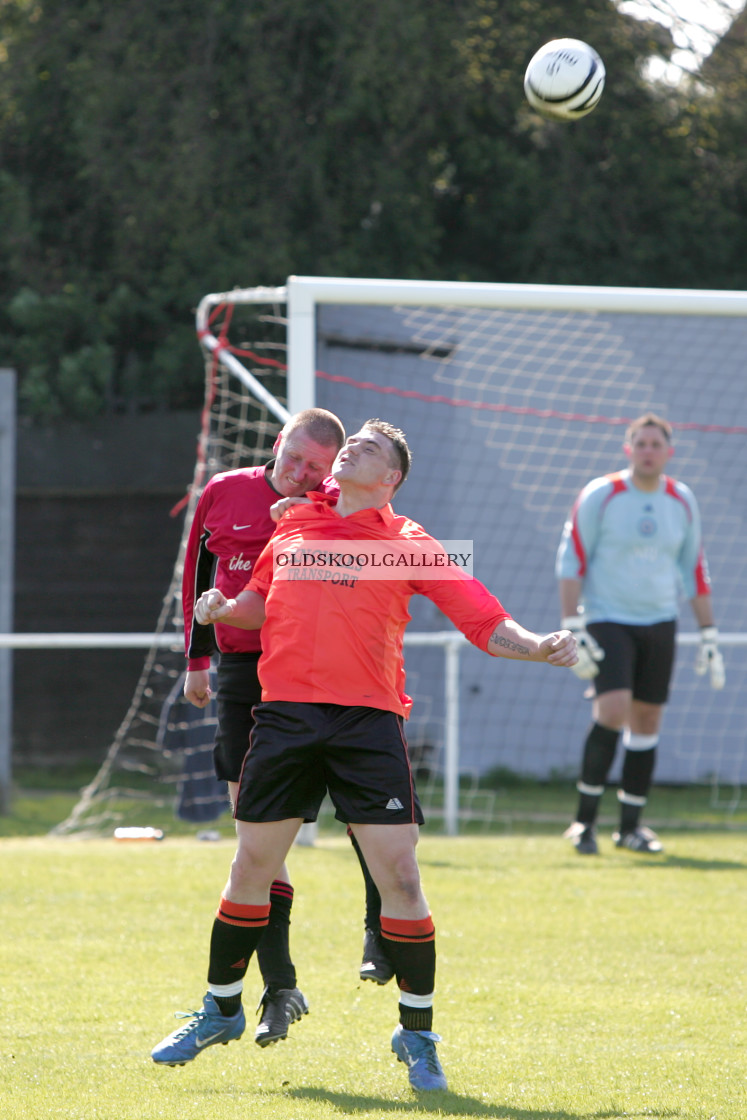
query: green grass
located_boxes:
[5,764,747,839]
[1,832,745,1119]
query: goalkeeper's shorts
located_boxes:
[587,619,675,704]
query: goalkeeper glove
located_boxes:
[694,626,726,690]
[562,615,605,681]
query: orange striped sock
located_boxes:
[380,913,436,1031]
[208,897,270,987]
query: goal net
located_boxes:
[52,294,291,836]
[55,279,747,836]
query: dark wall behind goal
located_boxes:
[13,412,199,768]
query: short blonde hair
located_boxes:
[625,412,672,445]
[282,408,345,452]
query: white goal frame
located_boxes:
[192,276,747,832]
[198,276,747,414]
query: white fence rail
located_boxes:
[3,630,746,834]
[7,631,747,649]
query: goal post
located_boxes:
[282,275,747,413]
[196,286,291,424]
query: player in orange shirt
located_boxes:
[152,419,578,1090]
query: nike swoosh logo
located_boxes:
[195,1031,226,1048]
[232,523,252,531]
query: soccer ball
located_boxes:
[524,38,605,121]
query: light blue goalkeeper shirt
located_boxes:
[555,469,711,626]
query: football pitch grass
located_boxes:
[1,831,745,1120]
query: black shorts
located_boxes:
[213,652,263,782]
[235,701,425,826]
[587,620,677,705]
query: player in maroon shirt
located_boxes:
[181,407,391,1049]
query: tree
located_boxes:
[0,0,744,420]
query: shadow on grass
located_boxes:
[285,1086,683,1119]
[619,853,747,872]
[317,835,747,877]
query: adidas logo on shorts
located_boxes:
[386,798,404,810]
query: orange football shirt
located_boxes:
[246,496,511,718]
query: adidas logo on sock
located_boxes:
[386,798,404,810]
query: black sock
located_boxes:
[347,826,382,932]
[619,744,657,832]
[576,723,620,824]
[398,1002,434,1032]
[380,914,435,1032]
[214,993,242,1017]
[207,897,268,1009]
[255,880,296,990]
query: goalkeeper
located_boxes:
[556,412,725,856]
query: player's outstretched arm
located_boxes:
[194,588,266,630]
[487,619,578,668]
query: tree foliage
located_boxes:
[1,0,745,420]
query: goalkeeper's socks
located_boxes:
[576,788,602,826]
[618,739,658,832]
[617,796,644,835]
[621,737,658,795]
[256,880,296,990]
[576,723,620,823]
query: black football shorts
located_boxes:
[235,701,424,826]
[587,619,676,705]
[213,652,263,782]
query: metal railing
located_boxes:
[2,630,745,834]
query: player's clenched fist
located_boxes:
[194,588,237,625]
[540,630,579,668]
